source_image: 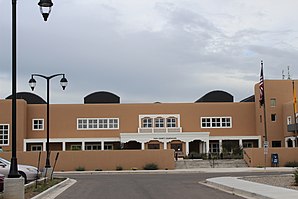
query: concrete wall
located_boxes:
[244,147,298,167]
[0,149,175,171]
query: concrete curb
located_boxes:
[31,178,76,199]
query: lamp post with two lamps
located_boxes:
[8,0,54,179]
[29,74,68,170]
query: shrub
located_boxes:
[75,166,85,171]
[143,163,158,170]
[294,169,298,185]
[285,161,298,167]
[95,168,102,171]
[116,166,123,171]
[131,167,138,171]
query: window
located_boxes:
[270,98,276,107]
[71,145,82,150]
[77,118,119,130]
[155,117,164,128]
[88,119,98,129]
[85,144,101,150]
[271,114,277,122]
[201,117,232,128]
[104,144,113,150]
[32,119,44,130]
[0,125,9,145]
[98,119,108,128]
[148,144,160,149]
[142,118,152,128]
[109,119,118,129]
[31,145,42,151]
[272,141,281,148]
[167,117,177,127]
[209,143,219,153]
[287,116,292,125]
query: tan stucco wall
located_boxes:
[244,147,298,167]
[254,80,298,146]
[24,102,256,139]
[0,149,175,171]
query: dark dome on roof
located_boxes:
[84,91,120,104]
[6,92,46,104]
[195,90,233,103]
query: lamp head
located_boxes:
[60,76,68,90]
[28,77,37,91]
[38,0,54,21]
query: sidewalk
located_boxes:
[206,176,298,199]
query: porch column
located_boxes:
[101,141,104,150]
[206,140,210,154]
[141,142,145,150]
[219,140,223,153]
[292,138,296,147]
[62,142,66,151]
[185,141,189,156]
[43,141,47,151]
[163,142,167,149]
[82,142,85,151]
[239,139,243,148]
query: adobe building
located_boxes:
[0,80,297,157]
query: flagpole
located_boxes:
[292,80,298,147]
[259,60,268,168]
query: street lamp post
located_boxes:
[8,0,54,179]
[29,74,68,168]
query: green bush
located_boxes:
[285,161,298,167]
[294,169,298,185]
[143,163,158,170]
[116,166,123,171]
[75,166,85,171]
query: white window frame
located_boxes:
[77,118,119,130]
[142,118,152,128]
[167,117,177,128]
[201,117,232,128]
[155,117,164,128]
[287,116,292,125]
[270,98,277,107]
[0,124,9,146]
[32,119,44,131]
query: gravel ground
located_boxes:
[242,175,298,191]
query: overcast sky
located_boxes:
[1,0,297,104]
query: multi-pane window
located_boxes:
[109,119,118,129]
[155,117,164,128]
[85,144,101,150]
[0,125,9,145]
[167,117,177,127]
[201,117,232,128]
[71,145,82,150]
[31,145,42,151]
[77,118,119,130]
[32,119,44,130]
[142,118,152,128]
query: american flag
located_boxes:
[259,61,264,106]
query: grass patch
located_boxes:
[25,178,65,199]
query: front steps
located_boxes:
[175,159,248,169]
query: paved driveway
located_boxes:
[55,172,247,199]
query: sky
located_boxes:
[1,0,298,104]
